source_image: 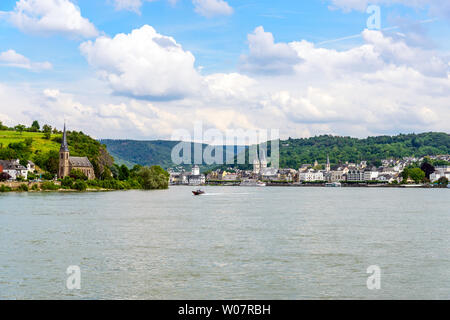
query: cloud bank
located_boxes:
[5,0,98,38]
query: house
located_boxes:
[222,172,239,181]
[27,160,36,173]
[298,169,324,182]
[364,170,379,181]
[325,170,344,183]
[347,169,365,182]
[0,160,28,180]
[185,165,205,185]
[279,169,297,182]
[430,169,450,182]
[260,167,279,181]
[188,174,205,185]
[378,174,395,183]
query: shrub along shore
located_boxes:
[0,165,170,193]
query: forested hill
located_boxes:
[99,139,244,169]
[101,132,449,169]
[279,132,450,168]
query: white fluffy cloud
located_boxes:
[6,0,98,38]
[240,26,303,75]
[0,49,52,71]
[192,0,233,18]
[2,25,450,140]
[80,25,202,100]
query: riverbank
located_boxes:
[175,182,449,189]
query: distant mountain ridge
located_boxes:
[99,139,245,169]
[100,132,450,169]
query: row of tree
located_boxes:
[0,120,59,139]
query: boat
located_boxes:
[325,182,342,187]
[192,190,205,196]
[256,182,266,187]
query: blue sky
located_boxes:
[0,0,449,139]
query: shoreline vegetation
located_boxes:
[0,165,170,193]
[1,183,447,194]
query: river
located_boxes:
[0,186,449,299]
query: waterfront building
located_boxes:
[260,167,279,181]
[430,169,450,182]
[347,169,365,182]
[27,161,36,173]
[191,165,200,176]
[0,159,28,180]
[378,174,395,183]
[364,170,379,181]
[325,170,344,183]
[188,174,206,185]
[58,123,95,180]
[298,169,324,182]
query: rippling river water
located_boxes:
[0,186,449,299]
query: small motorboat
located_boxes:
[192,189,205,196]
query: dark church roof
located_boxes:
[60,123,69,152]
[69,156,93,168]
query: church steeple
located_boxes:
[60,122,69,152]
[58,122,70,178]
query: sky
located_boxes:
[0,0,449,140]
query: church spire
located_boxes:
[326,154,330,172]
[60,122,69,152]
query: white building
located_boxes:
[188,174,206,185]
[325,170,344,183]
[298,170,324,182]
[261,167,279,181]
[0,159,28,180]
[347,169,365,182]
[191,165,200,176]
[364,170,379,181]
[430,169,450,182]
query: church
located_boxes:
[58,124,95,180]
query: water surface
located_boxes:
[0,187,449,299]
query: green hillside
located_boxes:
[0,130,60,154]
[0,129,113,176]
[101,132,450,170]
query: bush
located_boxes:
[41,181,59,191]
[0,185,12,192]
[42,172,55,181]
[437,176,449,187]
[73,180,87,191]
[61,176,74,189]
[137,166,169,190]
[31,184,39,191]
[27,173,37,181]
[70,169,87,181]
[0,172,11,181]
[18,184,29,192]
